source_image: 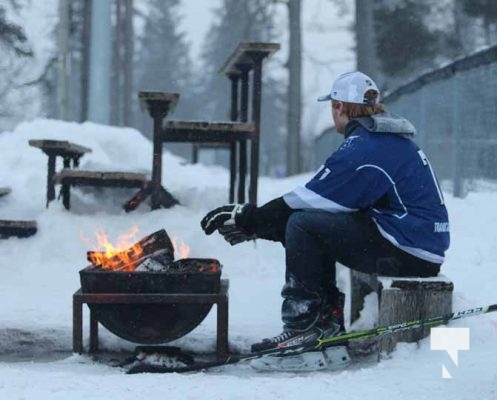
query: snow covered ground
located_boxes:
[0,120,496,399]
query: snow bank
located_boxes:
[0,120,496,399]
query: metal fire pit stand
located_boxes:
[73,279,229,359]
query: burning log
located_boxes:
[87,229,175,271]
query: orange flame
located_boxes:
[172,237,190,259]
[81,227,191,271]
[81,226,144,271]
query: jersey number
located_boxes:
[418,150,444,205]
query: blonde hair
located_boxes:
[332,90,386,119]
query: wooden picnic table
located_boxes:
[29,139,92,207]
[128,42,279,211]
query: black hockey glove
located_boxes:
[200,204,256,245]
[218,225,257,245]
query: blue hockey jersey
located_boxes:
[283,113,450,263]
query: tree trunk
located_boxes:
[111,0,122,126]
[356,0,380,84]
[80,0,92,122]
[122,0,134,127]
[286,0,302,176]
[57,0,71,121]
[88,0,112,124]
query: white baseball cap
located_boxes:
[318,71,380,104]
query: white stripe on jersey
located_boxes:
[356,164,408,219]
[374,220,444,263]
[284,185,357,212]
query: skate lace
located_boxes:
[270,331,296,344]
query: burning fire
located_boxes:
[81,227,190,271]
[172,237,190,259]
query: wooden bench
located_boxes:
[0,187,12,197]
[151,42,279,206]
[53,169,147,210]
[0,220,37,239]
[350,269,453,353]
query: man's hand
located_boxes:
[218,225,256,245]
[200,204,257,245]
[200,204,250,234]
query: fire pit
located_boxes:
[80,258,221,344]
[75,229,227,349]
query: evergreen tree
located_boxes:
[135,0,193,139]
[0,6,31,57]
[0,3,32,126]
[459,0,497,45]
[374,0,440,80]
[198,0,287,173]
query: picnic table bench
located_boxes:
[54,170,147,210]
[29,140,92,207]
[30,139,147,210]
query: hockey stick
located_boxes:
[317,303,497,348]
[126,303,497,374]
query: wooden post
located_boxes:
[47,154,57,207]
[248,53,265,205]
[73,293,83,354]
[151,108,164,209]
[228,74,239,203]
[238,67,250,203]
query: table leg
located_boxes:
[89,310,99,353]
[238,141,247,203]
[229,142,237,203]
[62,182,71,210]
[73,294,83,354]
[47,155,56,207]
[217,297,229,359]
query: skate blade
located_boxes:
[250,346,351,373]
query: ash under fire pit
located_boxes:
[74,229,228,355]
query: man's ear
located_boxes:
[332,101,344,113]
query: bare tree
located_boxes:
[0,3,33,125]
[80,0,91,122]
[57,0,70,120]
[356,0,380,83]
[286,0,302,175]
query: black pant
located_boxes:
[282,210,440,331]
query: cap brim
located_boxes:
[317,94,332,102]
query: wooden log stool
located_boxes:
[350,269,454,353]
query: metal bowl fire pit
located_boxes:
[80,258,222,344]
